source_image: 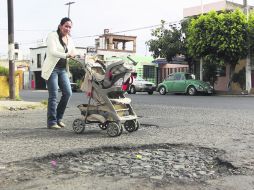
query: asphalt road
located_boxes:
[0,90,253,190]
[20,89,254,110]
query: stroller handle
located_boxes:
[127,56,138,66]
[69,57,93,76]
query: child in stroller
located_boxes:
[72,56,140,137]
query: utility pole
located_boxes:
[7,0,15,99]
[244,0,252,93]
[200,0,204,80]
[65,2,75,18]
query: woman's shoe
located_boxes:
[57,121,66,128]
[48,124,61,129]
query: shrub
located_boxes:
[0,66,9,77]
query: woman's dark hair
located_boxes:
[57,17,72,47]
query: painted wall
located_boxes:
[0,76,19,98]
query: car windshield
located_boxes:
[185,73,195,80]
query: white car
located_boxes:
[127,76,156,95]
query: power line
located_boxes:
[0,28,50,32]
[73,20,181,39]
[1,19,181,45]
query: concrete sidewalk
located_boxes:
[0,100,45,111]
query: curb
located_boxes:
[0,101,45,111]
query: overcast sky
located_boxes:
[0,0,252,57]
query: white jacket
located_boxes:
[41,31,76,80]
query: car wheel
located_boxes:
[148,91,153,95]
[130,86,136,94]
[159,86,166,95]
[187,86,197,96]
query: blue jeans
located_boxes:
[46,68,72,127]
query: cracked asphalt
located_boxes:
[0,93,254,189]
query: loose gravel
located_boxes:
[0,144,251,187]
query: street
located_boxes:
[20,89,254,110]
[0,90,254,190]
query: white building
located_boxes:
[29,46,87,89]
[95,29,137,60]
[183,0,247,17]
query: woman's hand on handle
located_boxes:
[67,52,76,59]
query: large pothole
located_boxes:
[0,144,250,186]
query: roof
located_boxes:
[183,0,254,18]
[153,56,187,64]
[106,55,154,63]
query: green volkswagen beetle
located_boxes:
[157,72,213,95]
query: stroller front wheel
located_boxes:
[124,120,136,132]
[134,120,140,131]
[107,122,121,137]
[99,122,108,130]
[73,118,85,134]
[118,124,123,136]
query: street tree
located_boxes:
[68,59,85,84]
[146,19,195,73]
[248,11,254,52]
[146,20,184,62]
[187,9,248,89]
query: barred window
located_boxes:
[143,65,155,78]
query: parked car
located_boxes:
[157,72,213,95]
[127,76,157,95]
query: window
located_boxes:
[216,66,226,77]
[185,73,195,80]
[15,53,18,60]
[174,73,182,80]
[166,74,174,81]
[143,65,155,78]
[37,54,41,68]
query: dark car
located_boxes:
[157,72,213,95]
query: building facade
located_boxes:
[95,29,136,60]
[183,0,253,93]
[29,46,87,89]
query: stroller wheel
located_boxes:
[99,123,108,130]
[107,122,121,137]
[124,120,136,132]
[73,118,85,134]
[118,124,123,136]
[134,120,140,131]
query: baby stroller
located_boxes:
[72,56,140,137]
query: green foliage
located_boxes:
[0,66,9,77]
[0,66,20,83]
[146,20,184,62]
[187,9,248,66]
[41,100,48,106]
[232,67,246,90]
[248,11,254,52]
[69,59,85,82]
[15,96,22,101]
[76,79,82,88]
[203,61,218,87]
